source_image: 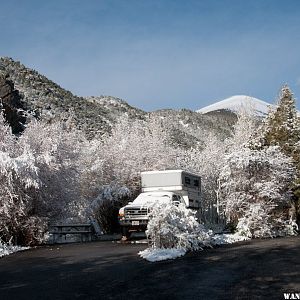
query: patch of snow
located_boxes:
[85,96,126,107]
[138,248,186,262]
[138,233,251,262]
[196,95,274,116]
[130,240,148,244]
[211,233,251,245]
[0,240,29,258]
[179,120,189,127]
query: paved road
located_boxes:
[0,237,299,300]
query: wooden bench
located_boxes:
[49,223,93,243]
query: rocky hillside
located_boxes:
[0,57,236,145]
[150,109,236,148]
[0,57,145,138]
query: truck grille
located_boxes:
[125,207,148,219]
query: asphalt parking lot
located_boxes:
[0,236,299,300]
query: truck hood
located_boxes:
[119,192,173,211]
[125,202,154,209]
[129,196,171,208]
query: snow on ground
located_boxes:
[211,233,250,245]
[138,248,186,262]
[130,240,148,244]
[196,95,274,116]
[139,233,250,262]
[0,240,29,258]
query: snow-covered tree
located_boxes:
[18,118,88,223]
[0,112,92,245]
[177,111,258,225]
[218,146,296,237]
[177,135,226,224]
[94,117,179,192]
[227,109,258,151]
[0,112,42,244]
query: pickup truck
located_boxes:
[118,191,185,238]
[118,170,201,239]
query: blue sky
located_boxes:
[1,0,300,111]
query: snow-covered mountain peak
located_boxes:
[197,95,274,116]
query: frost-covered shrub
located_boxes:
[0,115,42,244]
[219,145,297,238]
[0,238,29,258]
[236,203,298,239]
[0,112,90,245]
[177,111,258,226]
[235,203,274,238]
[275,218,298,236]
[0,153,41,245]
[19,216,49,245]
[146,202,211,251]
[98,118,179,192]
[91,185,131,233]
[178,135,227,225]
[19,118,88,223]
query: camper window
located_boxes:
[194,179,199,187]
[184,177,191,185]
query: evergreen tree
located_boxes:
[254,86,300,160]
[253,85,300,228]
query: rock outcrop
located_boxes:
[0,67,25,134]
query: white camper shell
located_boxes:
[141,170,201,209]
